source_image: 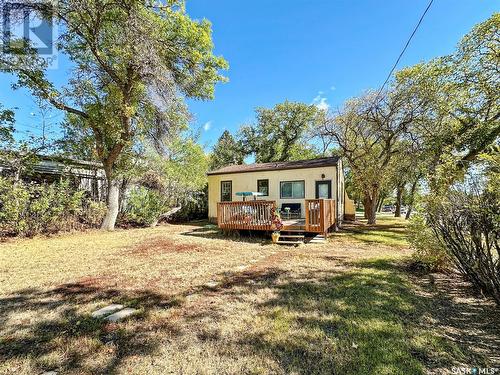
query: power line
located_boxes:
[376,0,435,98]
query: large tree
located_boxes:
[396,13,499,192]
[320,89,425,224]
[209,130,245,170]
[240,101,321,163]
[0,0,227,230]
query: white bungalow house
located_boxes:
[207,156,355,235]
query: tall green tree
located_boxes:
[0,0,227,230]
[320,89,426,224]
[209,130,245,170]
[240,101,321,163]
[396,13,499,192]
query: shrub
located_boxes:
[27,181,85,236]
[82,200,107,227]
[0,177,103,237]
[124,186,169,227]
[428,189,500,304]
[407,211,450,271]
[0,177,30,235]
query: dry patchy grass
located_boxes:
[0,220,498,374]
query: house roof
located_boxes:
[207,156,340,176]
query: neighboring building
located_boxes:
[207,156,355,235]
[0,154,106,200]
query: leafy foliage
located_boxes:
[0,178,103,236]
[209,130,245,170]
[0,104,15,144]
[395,13,499,192]
[124,186,169,227]
[123,131,209,226]
[319,89,425,223]
[0,0,228,229]
[240,101,321,162]
[408,212,450,271]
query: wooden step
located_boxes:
[283,226,306,231]
[279,234,305,239]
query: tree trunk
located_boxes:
[395,185,404,217]
[363,188,379,224]
[118,178,129,213]
[405,178,419,220]
[405,206,413,220]
[101,176,121,231]
[377,194,385,212]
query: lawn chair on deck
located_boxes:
[280,203,301,219]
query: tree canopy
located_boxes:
[0,0,228,229]
[209,130,245,170]
[240,101,321,163]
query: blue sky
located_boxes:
[0,0,497,150]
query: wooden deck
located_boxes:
[217,199,336,234]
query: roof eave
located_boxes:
[207,160,339,176]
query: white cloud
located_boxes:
[330,85,336,91]
[312,93,330,112]
[203,121,212,131]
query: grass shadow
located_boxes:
[230,258,494,374]
[180,225,272,245]
[0,282,177,374]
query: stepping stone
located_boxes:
[204,281,219,288]
[185,293,199,301]
[92,304,124,318]
[105,308,138,322]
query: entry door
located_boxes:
[315,180,332,199]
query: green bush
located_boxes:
[407,211,450,271]
[124,186,169,226]
[0,177,103,237]
[82,200,108,227]
[0,178,30,235]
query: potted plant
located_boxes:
[271,210,283,243]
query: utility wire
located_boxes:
[376,0,435,99]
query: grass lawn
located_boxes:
[332,212,409,247]
[0,217,498,374]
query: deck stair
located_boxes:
[276,231,305,246]
[308,234,327,244]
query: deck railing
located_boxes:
[305,199,335,233]
[217,199,335,234]
[217,200,276,230]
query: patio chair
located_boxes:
[280,203,301,219]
